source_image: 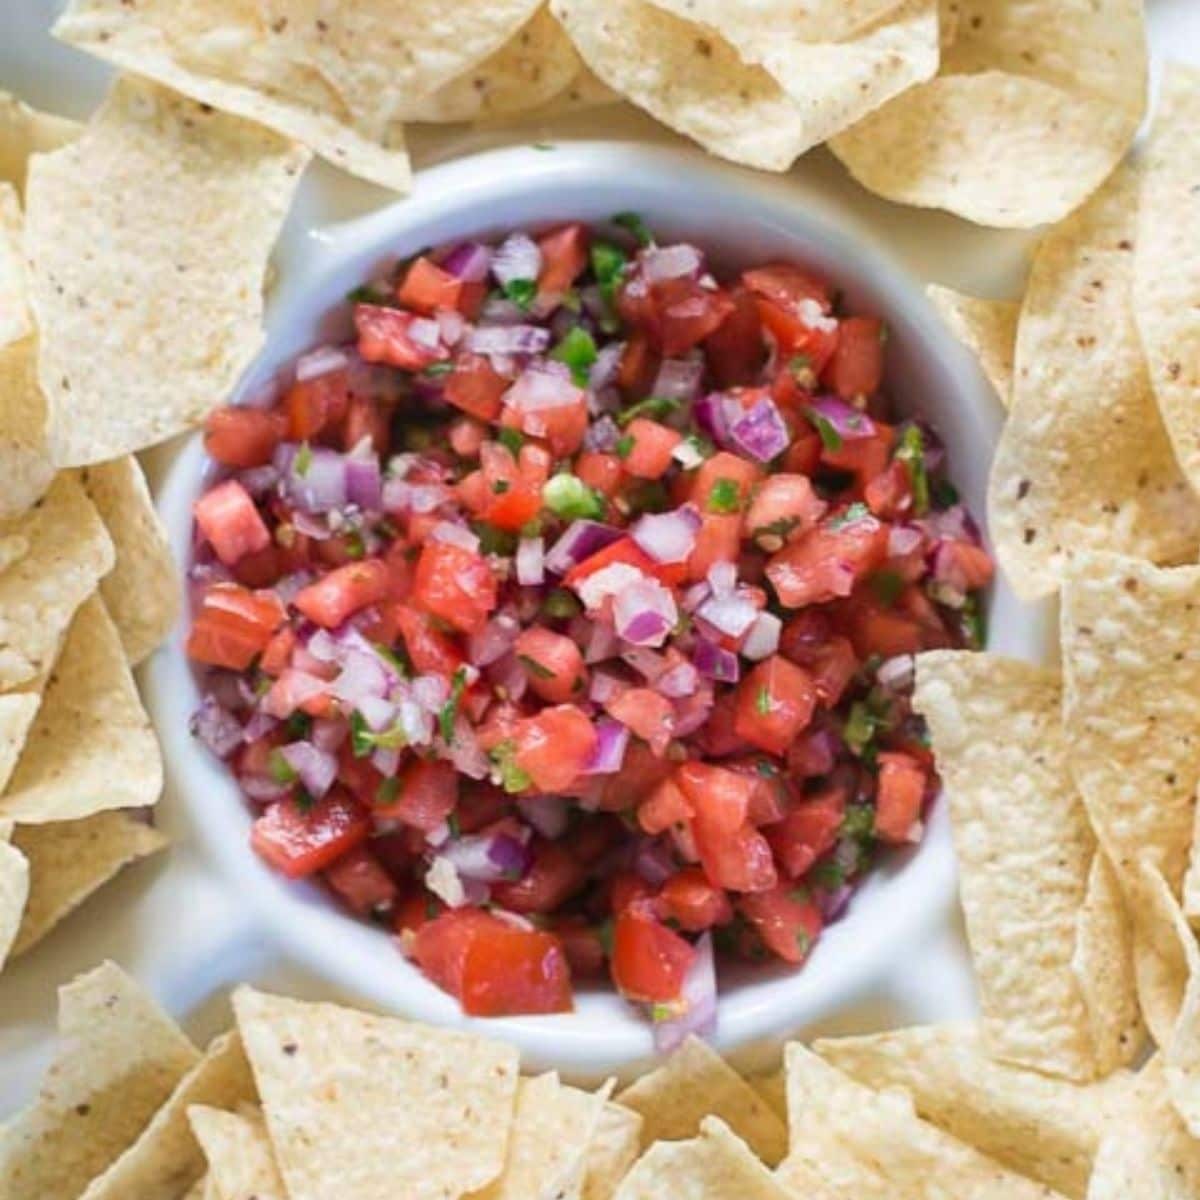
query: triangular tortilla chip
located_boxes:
[0,692,40,794]
[80,456,180,664]
[0,595,163,823]
[0,91,78,194]
[988,166,1200,599]
[926,285,1017,408]
[0,961,199,1200]
[80,1032,256,1200]
[233,987,520,1200]
[10,810,168,957]
[0,183,31,349]
[584,1102,643,1200]
[616,1036,788,1166]
[24,75,310,467]
[0,818,29,970]
[189,1104,285,1200]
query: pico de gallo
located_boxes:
[187,217,992,1044]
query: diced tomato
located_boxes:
[840,592,928,659]
[251,789,370,879]
[203,407,286,468]
[738,885,823,964]
[639,777,693,835]
[616,333,661,399]
[734,656,818,756]
[576,451,624,498]
[397,256,467,314]
[821,427,895,490]
[744,475,826,545]
[622,418,682,480]
[412,542,498,634]
[512,705,598,793]
[284,369,351,441]
[676,762,754,832]
[293,559,389,628]
[660,868,733,931]
[187,583,286,670]
[742,264,830,310]
[874,752,927,843]
[514,627,586,704]
[766,791,846,879]
[781,426,822,476]
[374,758,458,832]
[605,688,675,756]
[677,763,777,893]
[783,633,858,708]
[194,480,270,566]
[393,603,464,678]
[537,223,589,297]
[412,908,504,998]
[553,918,607,977]
[744,265,837,369]
[692,451,764,514]
[826,316,884,399]
[611,910,696,1003]
[936,540,996,591]
[565,536,685,589]
[445,353,508,422]
[767,513,889,608]
[448,417,486,459]
[513,396,590,458]
[459,924,573,1016]
[653,277,737,356]
[598,738,674,812]
[340,396,390,454]
[355,304,448,371]
[686,513,741,582]
[259,625,296,677]
[492,840,587,913]
[864,460,913,519]
[705,285,765,387]
[324,844,399,917]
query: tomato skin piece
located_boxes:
[742,263,830,311]
[826,316,884,399]
[733,656,818,757]
[704,284,765,388]
[611,910,697,1003]
[766,515,889,609]
[766,791,846,879]
[354,304,448,370]
[445,353,509,422]
[654,277,737,356]
[285,369,351,441]
[259,625,296,677]
[393,603,464,678]
[616,332,661,400]
[738,885,823,964]
[639,777,693,835]
[537,222,589,297]
[374,758,458,832]
[491,840,587,914]
[676,762,755,832]
[187,583,286,671]
[412,541,498,635]
[512,705,598,793]
[744,475,826,544]
[692,451,764,514]
[397,256,465,314]
[194,480,270,566]
[461,926,574,1016]
[514,626,586,704]
[324,844,399,917]
[292,559,390,629]
[412,908,502,998]
[685,513,741,582]
[251,789,371,880]
[622,418,682,480]
[821,426,895,490]
[576,451,624,498]
[565,536,685,589]
[203,407,286,468]
[875,751,927,843]
[605,688,675,756]
[660,868,733,931]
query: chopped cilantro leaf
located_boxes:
[752,516,799,542]
[614,435,635,460]
[294,441,313,477]
[490,739,532,793]
[421,361,454,378]
[472,522,518,556]
[284,712,313,740]
[497,426,524,454]
[502,278,537,310]
[842,701,880,758]
[267,749,297,785]
[870,569,905,607]
[961,594,987,650]
[841,804,876,840]
[492,479,511,495]
[343,530,366,560]
[895,425,930,515]
[518,654,556,680]
[597,919,615,956]
[708,477,741,514]
[828,502,871,530]
[447,812,462,838]
[804,409,843,452]
[591,241,628,304]
[755,685,773,716]
[809,859,846,889]
[543,473,605,520]
[613,211,654,247]
[349,710,375,758]
[616,394,681,426]
[550,326,598,386]
[439,666,469,744]
[376,777,400,806]
[532,141,555,151]
[931,477,959,508]
[294,786,315,814]
[542,588,581,620]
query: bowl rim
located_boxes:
[145,138,1029,1080]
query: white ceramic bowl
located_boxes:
[147,140,1040,1081]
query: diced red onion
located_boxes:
[242,709,280,744]
[467,324,551,356]
[441,718,490,780]
[240,775,292,803]
[279,741,337,798]
[652,356,704,402]
[917,504,979,545]
[589,669,628,706]
[741,611,782,661]
[331,649,391,708]
[808,394,876,440]
[491,232,542,288]
[583,620,621,664]
[486,652,528,702]
[582,412,620,453]
[621,645,666,681]
[589,342,625,392]
[633,837,676,886]
[631,505,701,564]
[468,612,520,668]
[516,795,570,839]
[278,444,348,513]
[583,718,630,775]
[693,392,731,446]
[397,697,434,747]
[642,243,703,283]
[442,240,493,283]
[431,520,481,553]
[190,695,243,758]
[729,396,790,463]
[545,520,622,575]
[505,362,582,413]
[672,439,706,470]
[263,670,328,719]
[236,464,280,497]
[682,581,711,613]
[371,745,402,777]
[653,933,717,1053]
[697,589,758,639]
[408,316,442,351]
[274,571,314,606]
[382,478,447,514]
[818,882,855,922]
[295,344,349,383]
[614,578,677,648]
[291,510,332,541]
[436,309,466,346]
[707,561,737,597]
[888,525,925,558]
[877,654,915,691]
[311,717,347,754]
[440,833,531,883]
[412,674,450,715]
[657,661,699,699]
[692,638,740,683]
[345,454,382,512]
[356,694,396,732]
[516,537,545,586]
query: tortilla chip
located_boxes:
[24,76,309,467]
[615,1116,795,1200]
[813,1024,1132,1198]
[80,456,180,664]
[189,1105,285,1200]
[0,595,163,823]
[10,810,168,957]
[749,1070,787,1123]
[829,0,1145,226]
[552,0,936,171]
[616,1036,788,1166]
[0,335,55,521]
[79,1032,255,1200]
[477,1073,610,1200]
[913,651,1131,1079]
[0,692,40,794]
[1089,1058,1200,1200]
[1133,65,1200,497]
[584,1102,643,1200]
[0,819,29,969]
[0,183,31,349]
[233,986,519,1200]
[1163,914,1200,1137]
[653,0,906,42]
[782,1044,1070,1199]
[0,473,114,690]
[988,165,1200,600]
[1073,851,1144,1075]
[405,8,581,123]
[0,961,199,1200]
[925,285,1017,408]
[1060,552,1200,901]
[0,91,78,194]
